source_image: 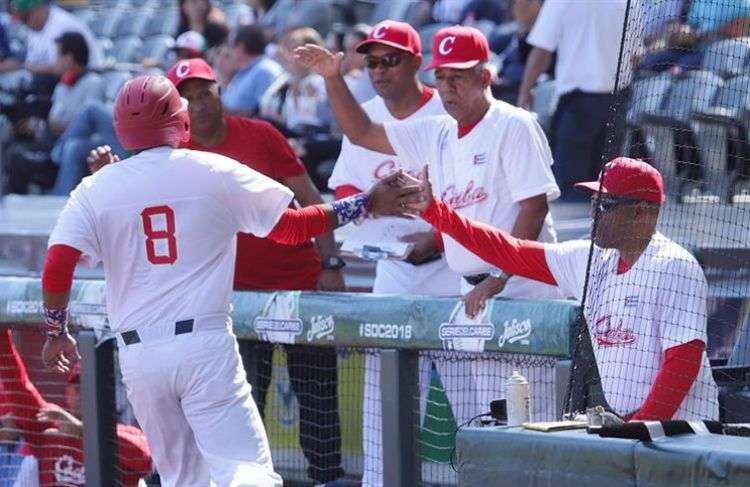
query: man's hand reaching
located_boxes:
[293,44,344,79]
[366,170,425,219]
[393,165,434,214]
[87,145,119,174]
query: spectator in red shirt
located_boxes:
[170,58,346,485]
[0,328,151,486]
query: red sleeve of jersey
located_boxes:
[257,120,307,179]
[629,339,704,421]
[116,423,152,475]
[267,206,332,246]
[0,329,50,435]
[42,244,82,293]
[334,185,363,200]
[422,198,557,285]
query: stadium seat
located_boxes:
[115,12,151,39]
[112,36,144,64]
[638,70,724,201]
[101,70,132,103]
[369,0,421,24]
[623,73,673,160]
[97,37,114,66]
[99,10,125,39]
[713,311,750,422]
[225,3,255,29]
[692,75,750,202]
[142,35,176,65]
[701,38,750,79]
[144,9,180,37]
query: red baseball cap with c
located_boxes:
[424,25,489,70]
[355,20,422,55]
[575,157,665,204]
[166,58,217,88]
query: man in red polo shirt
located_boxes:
[165,58,345,486]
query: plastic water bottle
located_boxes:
[506,370,530,426]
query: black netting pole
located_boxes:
[563,0,634,417]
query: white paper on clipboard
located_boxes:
[339,216,428,261]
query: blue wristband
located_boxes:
[332,193,369,225]
[44,307,68,337]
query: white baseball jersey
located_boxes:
[329,91,460,296]
[384,100,561,299]
[48,146,293,333]
[545,233,720,420]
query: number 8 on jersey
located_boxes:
[141,205,178,265]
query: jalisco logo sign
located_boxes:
[307,315,335,341]
[497,318,532,348]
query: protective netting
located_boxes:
[416,351,558,487]
[243,343,364,484]
[566,0,750,424]
[0,325,150,487]
[244,343,559,486]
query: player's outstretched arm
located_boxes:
[401,167,558,285]
[294,44,395,155]
[41,244,82,373]
[267,171,422,246]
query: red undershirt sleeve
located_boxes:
[0,329,50,436]
[334,185,363,200]
[422,198,557,285]
[629,339,704,421]
[267,206,333,246]
[42,244,82,294]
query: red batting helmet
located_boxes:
[113,75,190,151]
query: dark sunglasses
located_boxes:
[595,196,638,213]
[365,53,404,70]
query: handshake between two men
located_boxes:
[370,167,433,220]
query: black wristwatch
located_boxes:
[322,256,346,270]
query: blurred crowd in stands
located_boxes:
[0,0,747,198]
[1,1,750,486]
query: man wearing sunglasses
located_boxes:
[398,157,719,422]
[296,25,561,427]
[327,20,460,487]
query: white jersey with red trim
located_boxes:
[48,146,293,333]
[384,100,560,299]
[329,91,460,295]
[544,233,719,420]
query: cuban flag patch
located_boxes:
[473,153,487,165]
[624,295,639,308]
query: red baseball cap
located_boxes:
[355,20,421,55]
[425,25,489,71]
[166,58,217,88]
[575,157,665,204]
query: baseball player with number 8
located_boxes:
[39,75,420,486]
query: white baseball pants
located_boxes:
[118,325,282,487]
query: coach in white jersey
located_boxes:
[329,20,459,297]
[296,25,561,426]
[37,75,420,487]
[298,24,560,312]
[327,21,461,486]
[400,158,719,421]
